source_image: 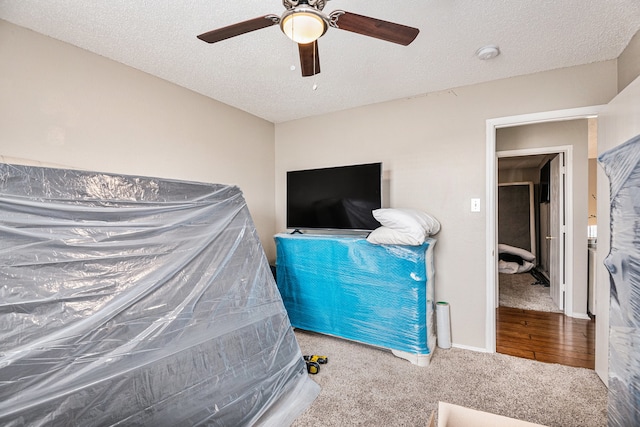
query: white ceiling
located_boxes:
[1,1,639,123]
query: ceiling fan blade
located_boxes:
[299,41,321,77]
[330,11,419,46]
[197,15,279,43]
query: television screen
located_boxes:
[287,162,382,231]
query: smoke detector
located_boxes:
[476,45,500,60]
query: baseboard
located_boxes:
[391,349,433,367]
[569,312,591,320]
[451,343,492,353]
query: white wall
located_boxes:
[595,75,640,383]
[0,21,278,260]
[275,62,618,349]
[496,120,590,316]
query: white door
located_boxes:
[548,154,565,310]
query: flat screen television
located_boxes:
[287,162,382,231]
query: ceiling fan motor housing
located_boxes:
[283,0,327,11]
[280,5,329,44]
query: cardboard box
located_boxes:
[436,402,547,427]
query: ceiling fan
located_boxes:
[197,0,420,77]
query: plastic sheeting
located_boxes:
[275,234,436,361]
[599,133,640,426]
[0,163,319,427]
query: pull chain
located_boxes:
[312,41,318,91]
[290,18,296,71]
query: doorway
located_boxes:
[485,106,602,356]
[496,152,564,314]
[495,139,575,319]
[489,117,598,369]
[493,147,597,369]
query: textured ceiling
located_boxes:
[1,0,639,123]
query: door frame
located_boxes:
[485,106,603,352]
[496,147,571,311]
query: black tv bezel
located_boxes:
[286,162,382,232]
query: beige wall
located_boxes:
[618,29,640,93]
[0,21,278,259]
[275,62,617,349]
[497,120,590,316]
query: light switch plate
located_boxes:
[471,198,481,212]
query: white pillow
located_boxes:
[498,243,535,262]
[372,208,441,238]
[366,226,425,246]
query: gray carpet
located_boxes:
[499,272,563,313]
[292,330,606,427]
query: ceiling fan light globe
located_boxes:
[281,9,327,44]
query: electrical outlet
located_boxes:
[471,198,481,212]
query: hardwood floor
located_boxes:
[496,306,595,369]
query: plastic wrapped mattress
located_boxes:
[275,233,436,366]
[0,163,319,426]
[599,134,640,426]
